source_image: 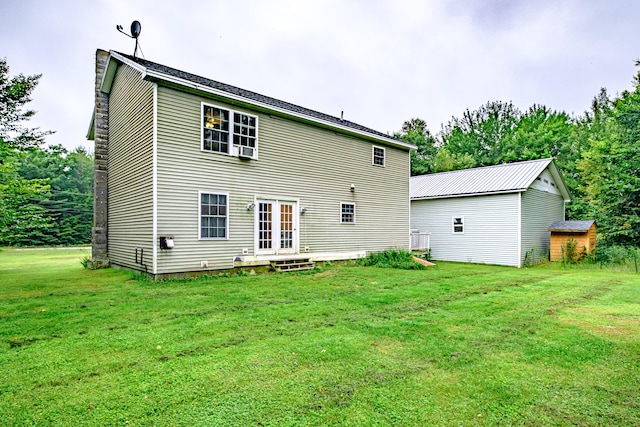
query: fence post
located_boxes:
[599,245,603,269]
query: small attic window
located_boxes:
[551,182,556,187]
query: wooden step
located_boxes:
[270,259,315,272]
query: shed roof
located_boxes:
[548,220,596,232]
[89,50,413,150]
[410,158,571,201]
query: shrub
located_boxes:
[80,256,92,269]
[360,249,426,270]
[597,245,631,265]
[562,238,587,264]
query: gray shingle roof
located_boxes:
[410,158,562,199]
[112,51,402,144]
[548,220,595,232]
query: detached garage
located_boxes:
[410,158,571,267]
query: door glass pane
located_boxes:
[280,203,293,249]
[258,202,273,250]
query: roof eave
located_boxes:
[86,107,95,140]
[546,159,572,202]
[143,68,413,149]
[87,52,140,140]
[410,188,526,201]
[105,51,412,150]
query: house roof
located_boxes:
[90,50,413,150]
[410,158,571,201]
[548,220,595,232]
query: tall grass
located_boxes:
[359,249,426,269]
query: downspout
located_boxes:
[152,83,158,275]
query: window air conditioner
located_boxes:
[238,146,256,159]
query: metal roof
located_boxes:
[548,220,595,232]
[102,51,412,150]
[410,158,571,201]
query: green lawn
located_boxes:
[1,248,638,426]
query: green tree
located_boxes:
[0,58,53,245]
[0,58,50,151]
[440,101,520,167]
[396,118,439,175]
[0,160,51,245]
[579,79,640,245]
[507,105,572,162]
[16,145,94,245]
[431,148,476,173]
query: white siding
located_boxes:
[521,188,565,265]
[108,65,154,271]
[155,86,410,274]
[411,193,520,266]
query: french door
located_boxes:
[256,199,298,255]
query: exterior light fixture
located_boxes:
[247,202,256,210]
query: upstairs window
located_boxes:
[202,103,258,156]
[341,203,356,224]
[203,106,230,154]
[372,146,385,166]
[452,217,464,234]
[233,113,257,148]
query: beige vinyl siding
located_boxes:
[155,86,410,274]
[411,193,520,266]
[107,64,154,271]
[520,187,565,265]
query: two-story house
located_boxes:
[87,50,415,278]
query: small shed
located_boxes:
[548,220,596,261]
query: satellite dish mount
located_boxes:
[116,20,142,58]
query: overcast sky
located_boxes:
[2,0,640,151]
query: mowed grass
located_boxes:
[1,249,639,426]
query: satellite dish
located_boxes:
[131,21,141,39]
[116,20,143,58]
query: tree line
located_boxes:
[0,58,93,246]
[398,66,640,248]
[1,57,638,248]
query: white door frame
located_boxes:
[254,197,299,255]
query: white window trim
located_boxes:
[201,102,259,157]
[372,145,385,167]
[340,202,356,224]
[198,190,230,240]
[452,216,464,234]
